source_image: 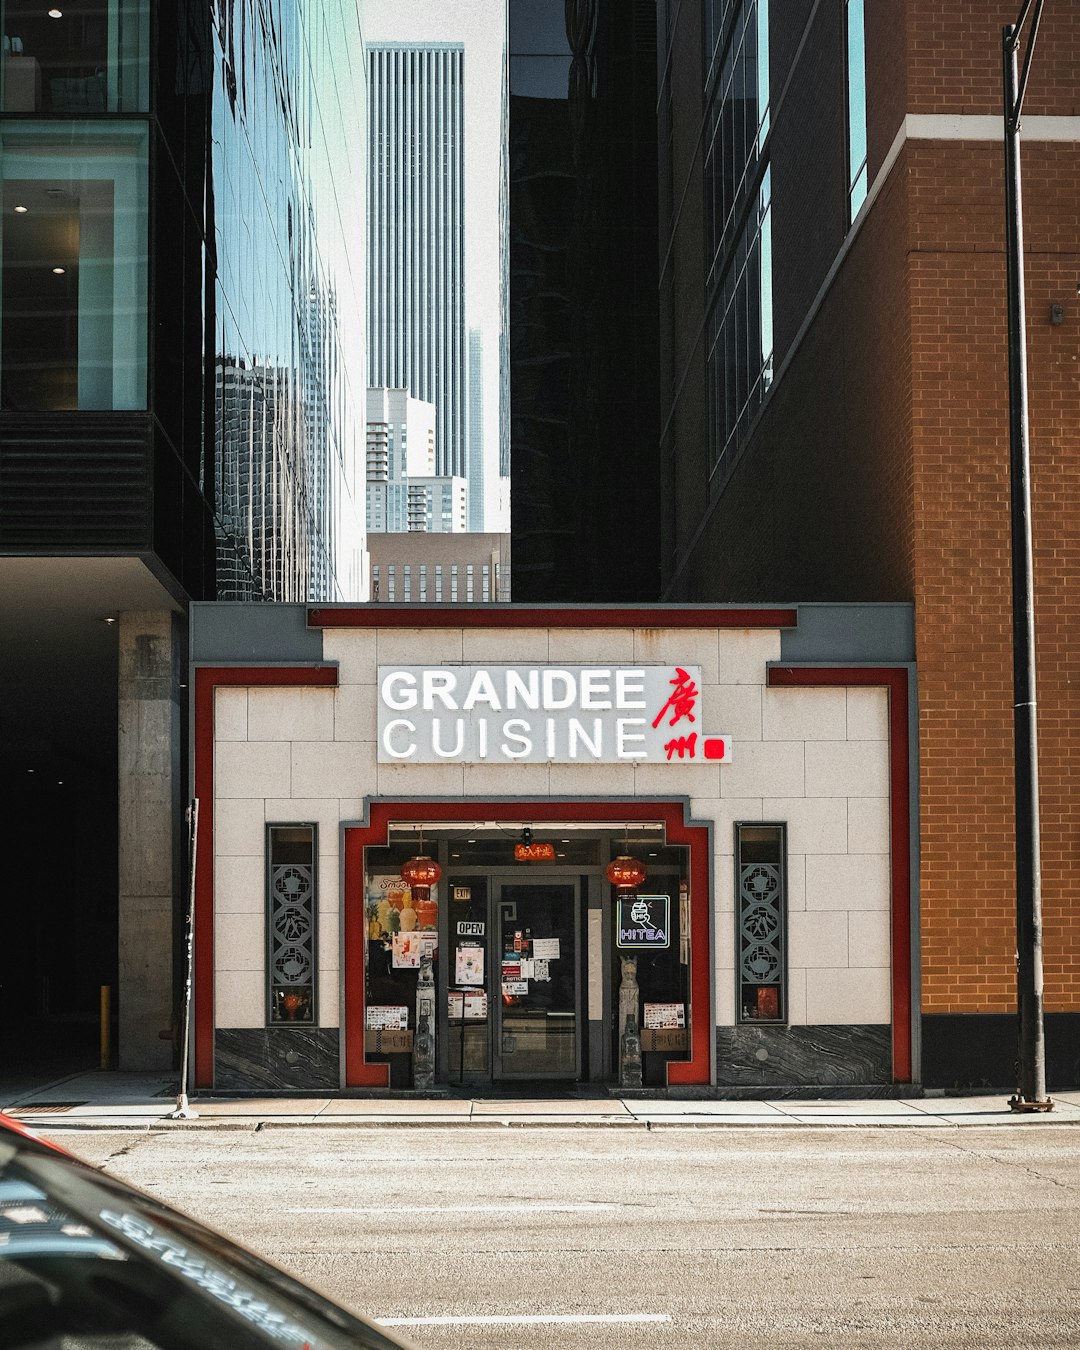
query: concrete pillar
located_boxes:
[118,610,183,1069]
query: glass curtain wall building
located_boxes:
[0,1,368,1072]
[0,0,367,599]
[207,3,368,601]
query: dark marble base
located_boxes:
[616,1083,915,1101]
[215,1027,339,1091]
[716,1024,892,1086]
[922,1012,1080,1091]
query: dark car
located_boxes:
[0,1113,414,1349]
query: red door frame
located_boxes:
[344,800,713,1088]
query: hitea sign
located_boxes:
[377,664,731,765]
[616,894,671,949]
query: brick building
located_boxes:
[657,1,1079,1086]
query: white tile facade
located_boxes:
[211,624,895,1036]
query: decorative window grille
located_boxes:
[267,825,317,1024]
[735,823,785,1023]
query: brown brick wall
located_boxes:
[657,3,1080,1019]
[911,140,1080,1013]
[906,1,1080,117]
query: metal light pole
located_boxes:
[1002,0,1052,1112]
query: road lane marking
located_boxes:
[285,1202,623,1214]
[378,1314,672,1326]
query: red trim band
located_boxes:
[193,665,339,1088]
[768,665,913,1082]
[308,606,798,630]
[343,800,712,1088]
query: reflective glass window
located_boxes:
[846,0,868,221]
[706,167,772,475]
[0,0,148,113]
[1,120,147,411]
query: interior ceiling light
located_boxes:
[52,266,65,274]
[14,205,28,213]
[48,7,63,16]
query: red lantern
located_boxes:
[401,855,442,889]
[606,855,647,891]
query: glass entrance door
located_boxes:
[494,881,579,1080]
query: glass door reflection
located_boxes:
[495,882,579,1080]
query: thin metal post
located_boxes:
[99,985,111,1070]
[1002,8,1051,1112]
[167,800,200,1120]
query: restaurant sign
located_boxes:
[616,894,671,950]
[377,664,731,765]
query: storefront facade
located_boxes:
[190,602,916,1094]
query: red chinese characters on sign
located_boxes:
[651,667,730,763]
[651,667,700,730]
[664,733,697,761]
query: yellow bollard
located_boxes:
[100,986,111,1070]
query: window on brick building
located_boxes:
[702,0,773,480]
[705,166,773,477]
[703,0,770,272]
[845,0,868,222]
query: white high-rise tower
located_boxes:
[363,0,509,533]
[367,44,465,481]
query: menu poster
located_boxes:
[449,991,489,1020]
[643,1002,686,1029]
[456,945,485,986]
[366,1005,409,1030]
[391,932,422,968]
[532,938,560,960]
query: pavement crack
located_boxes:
[97,1137,148,1169]
[930,1130,1077,1191]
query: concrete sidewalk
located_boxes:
[2,1070,1079,1130]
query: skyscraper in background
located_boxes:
[363,0,509,533]
[366,44,464,481]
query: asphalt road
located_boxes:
[61,1125,1080,1349]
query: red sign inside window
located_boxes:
[514,842,557,862]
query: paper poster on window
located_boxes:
[502,981,528,996]
[643,1002,685,1029]
[456,945,485,986]
[391,932,422,968]
[532,938,560,960]
[366,1005,409,1030]
[448,991,489,1021]
[533,958,550,982]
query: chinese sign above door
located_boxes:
[377,664,732,764]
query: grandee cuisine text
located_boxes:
[376,664,730,765]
